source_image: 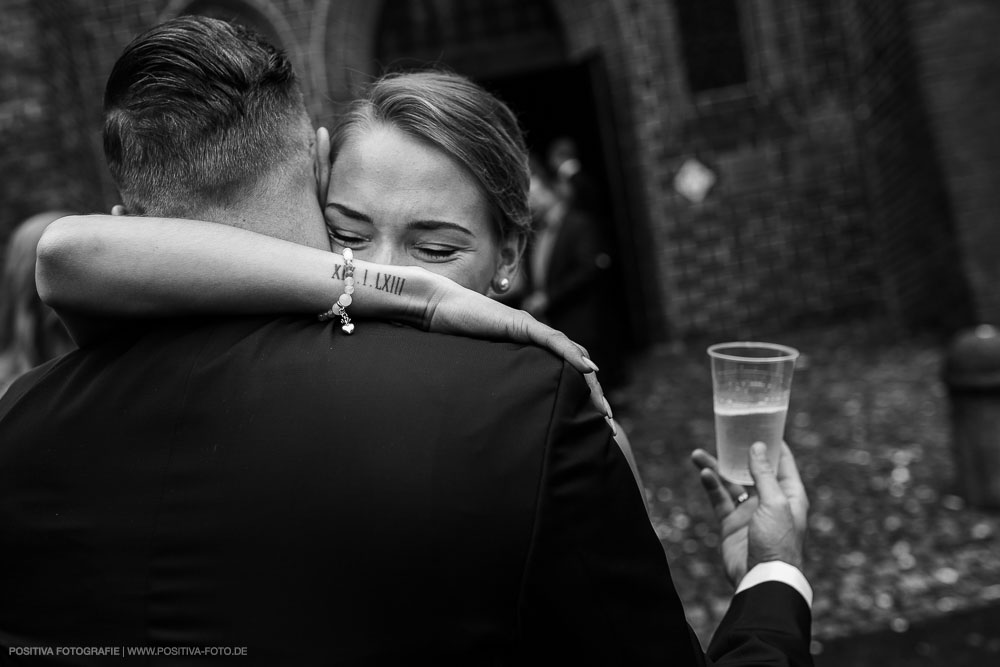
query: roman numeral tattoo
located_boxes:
[331,264,407,296]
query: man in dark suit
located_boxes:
[524,160,627,389]
[0,16,813,665]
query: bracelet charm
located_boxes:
[318,248,356,334]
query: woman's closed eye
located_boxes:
[412,242,462,262]
[327,226,369,249]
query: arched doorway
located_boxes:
[373,0,643,358]
[375,0,565,76]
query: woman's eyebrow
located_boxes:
[325,202,371,222]
[407,220,474,236]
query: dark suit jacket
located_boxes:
[0,317,811,665]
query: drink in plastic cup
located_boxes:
[707,342,799,485]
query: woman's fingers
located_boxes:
[424,284,610,418]
[584,372,612,421]
[473,305,609,419]
[518,313,593,374]
[547,337,609,419]
[526,324,609,419]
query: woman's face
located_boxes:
[324,124,518,294]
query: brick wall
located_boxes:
[844,0,973,330]
[639,0,885,339]
[906,0,1000,326]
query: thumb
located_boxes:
[748,442,784,508]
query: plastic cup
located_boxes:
[707,342,799,485]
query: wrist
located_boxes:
[340,259,434,327]
[391,264,441,328]
[749,547,803,572]
[736,561,813,607]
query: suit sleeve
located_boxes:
[514,361,813,666]
[707,583,814,666]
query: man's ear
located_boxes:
[111,205,128,216]
[313,127,331,205]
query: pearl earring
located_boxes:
[495,277,511,294]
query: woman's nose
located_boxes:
[366,242,403,267]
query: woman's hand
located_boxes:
[421,273,609,418]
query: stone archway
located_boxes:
[322,0,619,105]
[374,0,566,77]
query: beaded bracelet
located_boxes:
[318,247,356,334]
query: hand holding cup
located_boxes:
[691,441,809,587]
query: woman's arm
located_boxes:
[36,215,606,410]
[36,215,428,324]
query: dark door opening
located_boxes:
[481,59,645,354]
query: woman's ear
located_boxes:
[492,231,528,292]
[313,127,332,205]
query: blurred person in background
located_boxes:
[0,211,75,397]
[524,157,626,389]
[548,137,595,204]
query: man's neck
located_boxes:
[195,183,328,251]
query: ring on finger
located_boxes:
[735,492,750,505]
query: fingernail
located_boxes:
[602,397,614,421]
[605,416,618,437]
[751,442,766,459]
[582,357,600,372]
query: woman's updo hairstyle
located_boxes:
[330,70,531,242]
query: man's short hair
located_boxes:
[103,16,308,216]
